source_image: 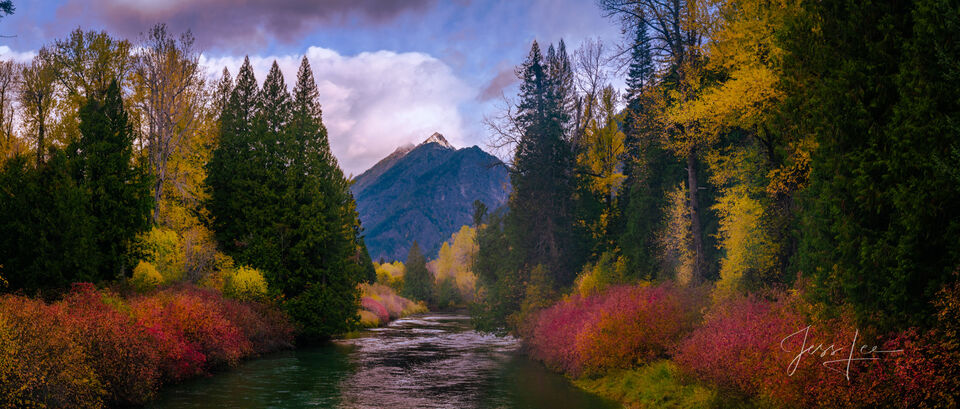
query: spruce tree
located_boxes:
[206,57,261,257]
[281,56,370,338]
[547,40,575,138]
[615,24,682,280]
[403,241,433,303]
[212,68,233,118]
[259,61,291,135]
[508,41,582,286]
[75,80,153,279]
[625,24,653,103]
[207,56,372,339]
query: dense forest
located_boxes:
[462,0,960,407]
[0,21,375,337]
[469,0,960,334]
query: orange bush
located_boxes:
[0,295,104,409]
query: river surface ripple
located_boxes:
[148,313,619,409]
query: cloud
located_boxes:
[0,46,37,62]
[201,46,474,176]
[477,67,518,101]
[56,0,436,49]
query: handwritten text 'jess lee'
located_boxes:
[780,326,903,381]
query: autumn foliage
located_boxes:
[524,281,960,408]
[524,283,707,377]
[0,283,294,408]
[357,283,427,327]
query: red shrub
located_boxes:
[210,295,295,354]
[574,284,706,375]
[673,293,919,408]
[2,283,298,407]
[132,287,252,370]
[132,296,207,381]
[524,290,602,374]
[58,283,161,405]
[361,297,389,324]
[525,282,706,377]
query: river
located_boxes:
[148,313,619,409]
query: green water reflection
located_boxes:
[148,314,618,409]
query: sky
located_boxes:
[0,0,624,175]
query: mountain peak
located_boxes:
[420,132,454,149]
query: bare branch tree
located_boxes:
[18,55,56,166]
[0,60,20,158]
[133,24,205,223]
[482,91,523,170]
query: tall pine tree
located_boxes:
[207,57,372,339]
[508,41,583,286]
[615,24,683,280]
[74,80,153,279]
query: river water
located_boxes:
[148,313,619,409]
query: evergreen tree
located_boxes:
[402,241,433,303]
[546,40,575,137]
[74,80,153,279]
[789,0,960,330]
[625,24,653,103]
[207,56,371,338]
[1,80,151,291]
[0,151,97,293]
[259,61,291,135]
[510,41,585,286]
[283,56,369,335]
[206,57,261,257]
[614,24,683,280]
[212,68,233,121]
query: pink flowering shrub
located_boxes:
[132,296,207,381]
[359,283,426,322]
[525,282,707,377]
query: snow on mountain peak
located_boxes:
[421,132,454,149]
